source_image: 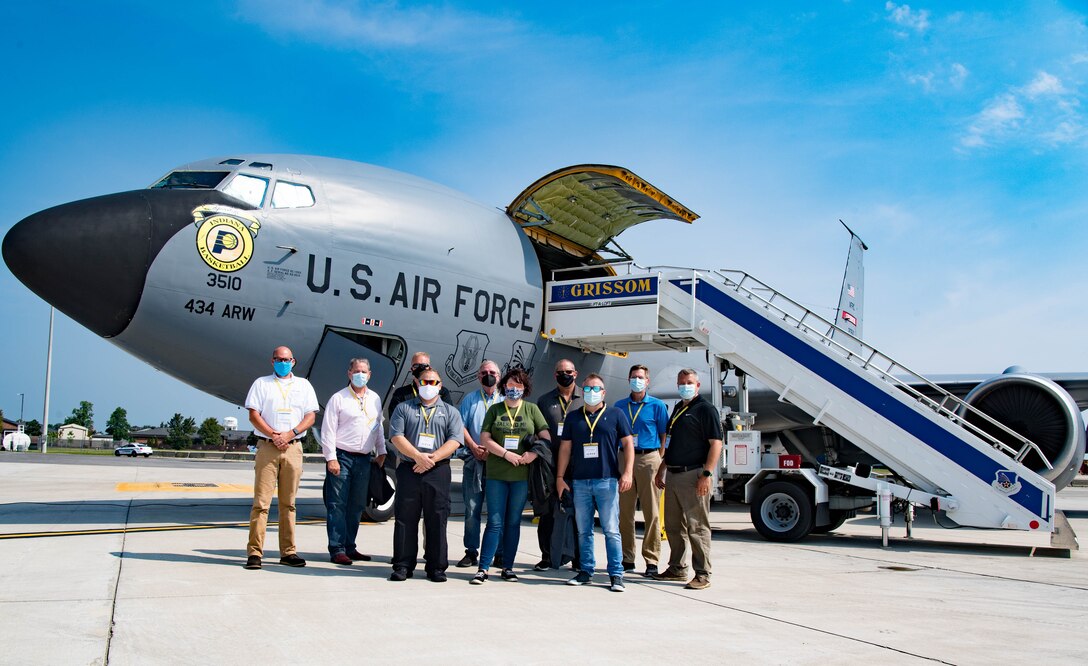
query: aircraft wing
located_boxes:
[507,165,698,260]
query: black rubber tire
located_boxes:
[130,451,137,457]
[811,510,850,534]
[143,453,151,458]
[750,480,815,542]
[114,450,121,457]
[363,463,396,522]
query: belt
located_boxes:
[667,464,703,473]
[633,449,660,455]
[259,438,300,444]
[336,449,372,457]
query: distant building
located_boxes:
[2,417,17,439]
[130,425,254,451]
[57,423,89,442]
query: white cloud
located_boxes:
[949,63,968,88]
[235,0,518,51]
[907,72,934,92]
[1022,71,1066,98]
[886,2,930,34]
[960,71,1084,150]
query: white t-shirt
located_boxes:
[321,386,386,460]
[245,374,320,439]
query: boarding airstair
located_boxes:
[543,267,1056,534]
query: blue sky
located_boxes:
[1,1,1085,428]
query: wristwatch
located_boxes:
[701,469,713,478]
[291,428,299,436]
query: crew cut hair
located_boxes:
[628,364,650,378]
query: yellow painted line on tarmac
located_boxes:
[0,518,326,540]
[115,482,254,492]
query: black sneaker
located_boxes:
[567,571,592,586]
[244,555,262,570]
[456,551,478,568]
[533,559,550,571]
[279,554,306,568]
[610,576,626,592]
[500,568,519,581]
[427,571,448,583]
[389,568,408,582]
[644,564,659,578]
[622,561,636,572]
[470,570,488,585]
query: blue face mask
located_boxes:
[350,372,368,388]
[273,361,293,378]
[505,388,524,401]
[583,388,604,406]
[677,384,697,400]
[629,377,647,393]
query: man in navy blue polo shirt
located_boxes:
[557,373,634,592]
[615,363,669,577]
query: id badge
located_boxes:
[556,421,564,437]
[664,435,671,449]
[274,409,293,431]
[503,435,520,451]
[417,433,436,451]
[631,434,639,448]
[584,443,599,459]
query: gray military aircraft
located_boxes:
[4,155,1085,526]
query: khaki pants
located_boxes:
[619,449,662,566]
[247,441,303,557]
[663,467,712,575]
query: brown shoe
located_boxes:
[331,552,353,566]
[685,574,711,590]
[652,566,687,582]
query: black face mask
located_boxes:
[481,374,498,388]
[555,371,575,387]
[411,362,431,379]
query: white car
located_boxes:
[114,443,153,458]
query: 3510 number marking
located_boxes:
[207,272,242,290]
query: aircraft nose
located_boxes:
[3,191,154,337]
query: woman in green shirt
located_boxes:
[470,367,550,584]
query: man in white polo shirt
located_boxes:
[321,358,387,565]
[244,345,320,570]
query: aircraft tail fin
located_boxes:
[830,220,867,350]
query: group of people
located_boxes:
[242,345,723,592]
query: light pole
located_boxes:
[42,307,54,454]
[18,393,24,425]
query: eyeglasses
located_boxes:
[419,379,442,386]
[556,370,575,376]
[411,363,431,371]
[273,357,294,362]
[583,386,604,393]
[478,371,498,376]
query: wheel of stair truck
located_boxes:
[750,480,815,542]
[363,460,397,522]
[810,509,850,534]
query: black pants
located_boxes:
[393,461,452,574]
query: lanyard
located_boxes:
[420,404,437,434]
[503,401,523,429]
[668,403,691,433]
[583,405,605,442]
[626,400,646,425]
[353,390,375,426]
[273,378,293,405]
[558,393,572,414]
[481,389,501,408]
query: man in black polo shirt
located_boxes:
[653,368,723,590]
[556,373,634,591]
[535,358,583,570]
[387,351,454,418]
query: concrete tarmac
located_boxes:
[1,454,1085,665]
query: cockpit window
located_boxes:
[248,162,274,170]
[219,158,245,165]
[150,171,229,190]
[222,174,269,208]
[271,181,316,209]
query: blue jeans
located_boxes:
[573,477,623,577]
[480,479,527,571]
[323,450,372,554]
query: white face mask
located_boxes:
[629,377,647,392]
[350,372,369,388]
[418,384,441,401]
[583,387,604,406]
[677,383,698,400]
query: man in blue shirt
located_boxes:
[455,360,504,568]
[615,363,669,578]
[557,373,634,592]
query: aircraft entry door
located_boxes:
[306,327,405,431]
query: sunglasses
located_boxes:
[583,386,604,393]
[478,370,498,376]
[419,379,441,386]
[273,357,294,362]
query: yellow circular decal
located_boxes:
[194,210,258,273]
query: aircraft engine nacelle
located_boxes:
[958,373,1086,491]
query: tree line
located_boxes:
[20,401,237,450]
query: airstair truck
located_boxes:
[544,267,1080,549]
